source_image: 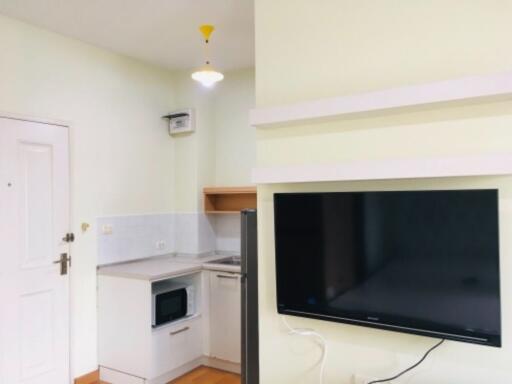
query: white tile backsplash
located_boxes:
[173,213,216,255]
[172,213,197,255]
[97,214,175,265]
[197,214,217,254]
[214,214,242,253]
[97,212,221,265]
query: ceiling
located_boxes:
[0,0,254,71]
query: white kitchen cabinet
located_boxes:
[209,271,242,363]
[98,272,205,384]
[97,259,242,384]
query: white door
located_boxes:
[0,117,70,384]
[209,272,242,363]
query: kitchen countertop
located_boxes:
[98,253,241,281]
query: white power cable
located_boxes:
[281,316,328,384]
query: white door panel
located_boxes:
[19,142,54,269]
[19,289,54,379]
[0,117,70,384]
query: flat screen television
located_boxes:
[274,190,501,346]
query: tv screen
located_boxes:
[274,190,501,346]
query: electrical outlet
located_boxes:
[156,240,166,250]
[101,224,113,235]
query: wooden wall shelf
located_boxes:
[203,186,257,213]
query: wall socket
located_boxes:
[155,240,166,250]
[101,224,113,235]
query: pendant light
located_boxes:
[191,25,224,87]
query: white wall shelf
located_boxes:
[250,72,512,128]
[251,154,512,184]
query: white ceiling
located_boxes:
[0,0,254,71]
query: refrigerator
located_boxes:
[241,209,259,384]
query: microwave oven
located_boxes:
[152,281,195,327]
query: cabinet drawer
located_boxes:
[150,316,203,379]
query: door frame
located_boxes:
[0,111,74,383]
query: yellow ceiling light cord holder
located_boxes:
[200,25,214,65]
[191,24,224,87]
[199,24,215,43]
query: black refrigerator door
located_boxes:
[241,209,259,384]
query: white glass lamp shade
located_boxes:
[191,65,224,87]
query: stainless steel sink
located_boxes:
[208,256,241,266]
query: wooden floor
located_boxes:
[169,366,241,384]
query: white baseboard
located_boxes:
[100,356,241,384]
[99,366,145,384]
[205,356,241,374]
[148,358,204,384]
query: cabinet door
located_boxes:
[151,316,203,379]
[209,272,241,363]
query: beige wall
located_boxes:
[256,0,512,107]
[0,12,255,379]
[172,74,215,212]
[172,68,255,211]
[213,68,256,186]
[255,1,512,383]
[0,14,177,378]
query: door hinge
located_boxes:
[62,233,75,243]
